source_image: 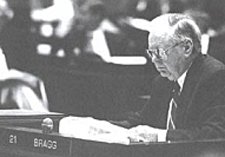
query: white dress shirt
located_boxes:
[157,71,188,142]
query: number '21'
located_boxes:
[9,134,17,144]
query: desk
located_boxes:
[0,125,225,157]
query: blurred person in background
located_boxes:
[63,0,129,63]
[0,0,48,111]
[31,0,132,63]
[0,0,36,70]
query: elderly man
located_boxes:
[127,13,225,142]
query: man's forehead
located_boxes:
[148,32,172,47]
[147,15,176,47]
[148,23,174,40]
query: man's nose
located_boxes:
[151,54,160,63]
[151,55,164,68]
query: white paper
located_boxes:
[59,116,130,145]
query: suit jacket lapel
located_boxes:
[176,55,205,127]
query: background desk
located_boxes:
[24,56,157,120]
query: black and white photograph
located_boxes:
[0,0,225,156]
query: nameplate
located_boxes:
[0,126,71,156]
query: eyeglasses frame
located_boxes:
[146,41,184,60]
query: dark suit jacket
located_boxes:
[130,54,225,141]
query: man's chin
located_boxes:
[160,72,175,81]
[159,71,169,77]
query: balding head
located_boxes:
[146,13,202,81]
[148,13,202,54]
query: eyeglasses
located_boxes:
[146,42,183,60]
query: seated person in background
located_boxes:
[0,0,48,112]
[63,0,129,63]
[115,13,225,142]
[0,49,48,112]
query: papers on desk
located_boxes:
[59,116,131,145]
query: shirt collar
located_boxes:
[177,70,188,92]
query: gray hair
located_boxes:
[150,13,202,54]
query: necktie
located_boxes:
[85,32,94,53]
[168,82,180,130]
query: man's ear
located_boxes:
[183,39,193,57]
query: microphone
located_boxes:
[41,118,53,134]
